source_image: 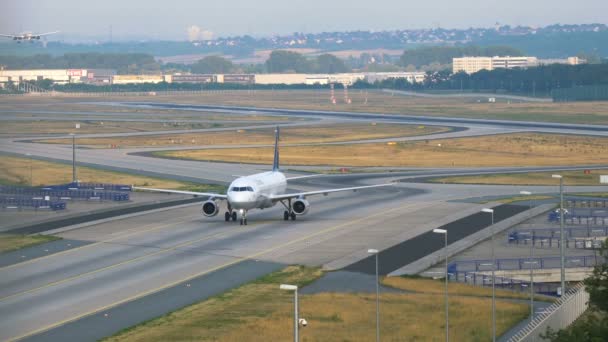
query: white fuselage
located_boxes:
[226,171,286,210]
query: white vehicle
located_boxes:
[134,127,393,225]
[0,31,59,42]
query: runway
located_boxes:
[1,99,607,340]
[1,184,424,341]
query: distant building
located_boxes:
[538,56,587,66]
[491,56,538,69]
[452,56,538,74]
[364,72,426,84]
[220,74,255,85]
[452,57,493,74]
[254,74,309,85]
[170,74,216,83]
[111,75,167,85]
[0,69,116,86]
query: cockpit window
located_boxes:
[231,186,254,192]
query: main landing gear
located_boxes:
[224,203,238,223]
[281,199,296,221]
[224,211,237,222]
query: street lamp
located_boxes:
[519,190,535,320]
[481,208,496,342]
[25,153,33,187]
[70,133,77,183]
[280,284,299,342]
[433,228,449,342]
[552,174,566,296]
[368,248,380,342]
[523,259,538,322]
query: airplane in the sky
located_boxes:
[0,31,59,42]
[134,127,393,225]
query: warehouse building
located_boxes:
[220,74,255,85]
[364,72,426,84]
[0,69,116,86]
[171,74,216,83]
[111,74,168,85]
[453,56,538,74]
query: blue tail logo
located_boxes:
[273,126,280,172]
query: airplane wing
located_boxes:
[37,31,59,37]
[0,34,17,38]
[269,183,393,201]
[132,186,227,199]
[285,174,323,181]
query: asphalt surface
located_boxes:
[344,204,529,275]
[0,239,92,268]
[22,259,283,342]
[5,196,205,235]
[0,184,424,341]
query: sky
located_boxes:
[2,0,607,41]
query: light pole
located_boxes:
[481,208,496,342]
[524,259,537,322]
[552,174,566,296]
[519,190,534,320]
[26,153,33,187]
[368,249,380,342]
[433,228,449,342]
[70,133,77,183]
[280,284,299,342]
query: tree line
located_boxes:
[351,63,608,97]
[0,51,351,75]
[0,53,160,74]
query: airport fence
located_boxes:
[449,255,598,275]
[548,208,608,226]
[0,195,66,211]
[566,198,608,208]
[0,185,129,202]
[508,227,607,249]
[42,182,132,192]
[450,271,557,294]
[507,283,589,342]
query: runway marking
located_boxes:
[0,209,202,271]
[0,223,252,303]
[8,200,424,342]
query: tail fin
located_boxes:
[273,126,280,172]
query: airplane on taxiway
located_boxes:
[134,127,393,225]
[0,31,59,42]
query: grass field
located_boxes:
[3,90,608,125]
[0,234,61,254]
[39,123,448,148]
[156,133,608,168]
[571,192,608,198]
[106,266,529,342]
[0,155,223,192]
[431,169,608,186]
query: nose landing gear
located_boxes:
[240,210,248,225]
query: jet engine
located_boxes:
[292,199,310,215]
[201,200,220,217]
